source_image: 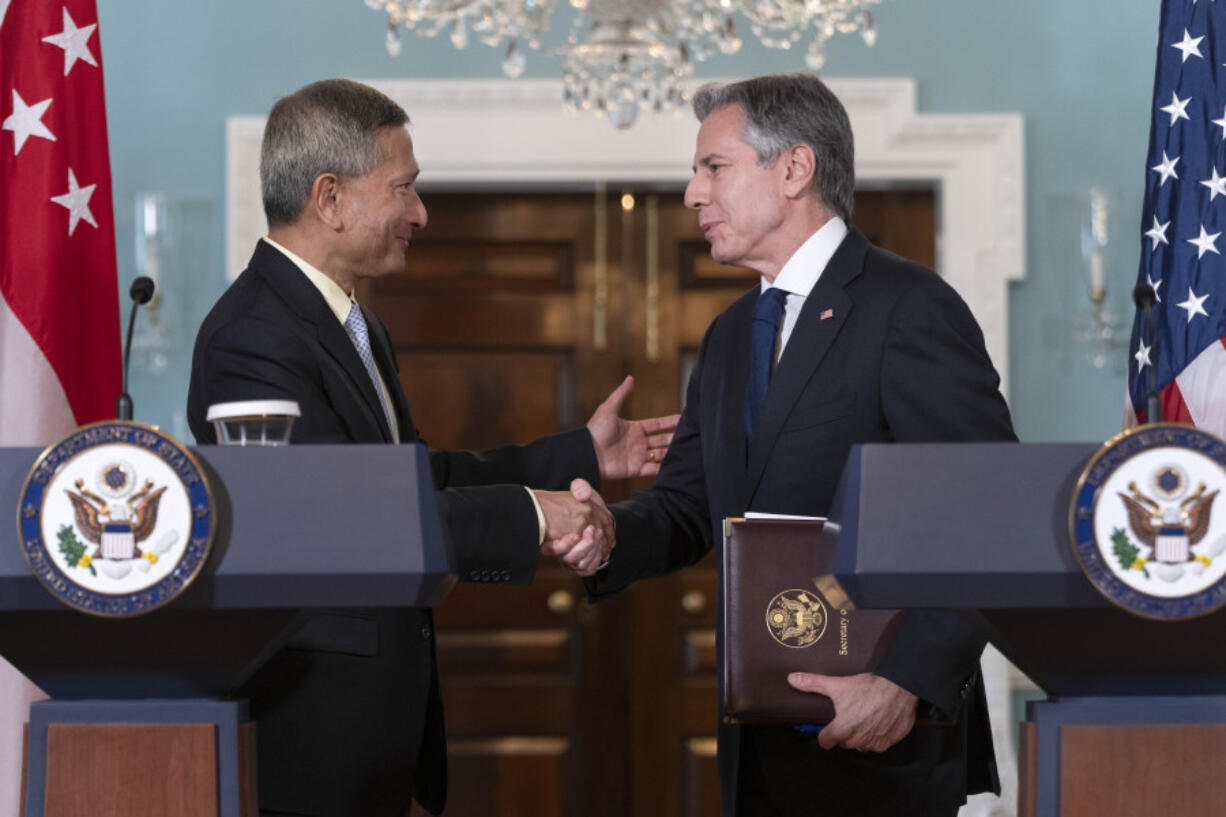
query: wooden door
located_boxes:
[363,187,934,817]
[364,191,640,817]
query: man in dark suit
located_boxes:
[186,79,676,817]
[577,74,1016,816]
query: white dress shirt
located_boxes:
[760,216,849,365]
[263,237,401,443]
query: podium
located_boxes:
[0,444,453,817]
[827,442,1226,817]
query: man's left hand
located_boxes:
[587,375,680,479]
[787,672,918,753]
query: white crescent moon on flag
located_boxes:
[0,1,10,33]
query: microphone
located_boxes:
[1133,283,1161,424]
[1133,283,1156,310]
[116,276,156,421]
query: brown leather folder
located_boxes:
[722,518,902,725]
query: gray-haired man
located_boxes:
[580,73,1015,816]
[188,78,676,816]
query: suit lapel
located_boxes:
[250,240,393,442]
[717,293,755,504]
[742,228,870,506]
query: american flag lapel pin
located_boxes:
[820,308,834,321]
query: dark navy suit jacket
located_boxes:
[188,239,598,817]
[587,227,1015,815]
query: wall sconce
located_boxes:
[1073,188,1129,370]
[132,193,170,376]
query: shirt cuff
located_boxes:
[525,486,546,546]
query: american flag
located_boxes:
[1129,0,1226,433]
[0,0,121,444]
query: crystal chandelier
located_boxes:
[369,0,882,129]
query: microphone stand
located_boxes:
[116,277,156,421]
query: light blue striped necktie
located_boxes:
[344,303,394,434]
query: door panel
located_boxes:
[394,351,576,446]
[443,741,571,817]
[372,192,629,817]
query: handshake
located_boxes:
[523,373,678,577]
[532,479,613,576]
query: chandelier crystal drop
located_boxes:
[367,0,883,128]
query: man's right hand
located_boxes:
[535,478,614,576]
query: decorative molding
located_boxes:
[227,77,1024,396]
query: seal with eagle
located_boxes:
[65,479,166,561]
[1118,480,1217,564]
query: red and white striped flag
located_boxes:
[1126,0,1226,432]
[0,0,121,445]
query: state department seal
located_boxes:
[16,421,216,618]
[1070,423,1226,621]
[766,589,828,648]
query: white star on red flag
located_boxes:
[2,89,56,155]
[41,7,98,76]
[50,168,98,235]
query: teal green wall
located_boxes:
[96,0,1160,442]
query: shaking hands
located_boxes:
[533,478,613,576]
[531,375,678,576]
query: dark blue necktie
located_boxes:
[744,287,787,445]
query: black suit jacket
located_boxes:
[187,239,599,817]
[587,228,1015,816]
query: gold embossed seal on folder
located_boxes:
[723,517,903,725]
[765,589,828,648]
